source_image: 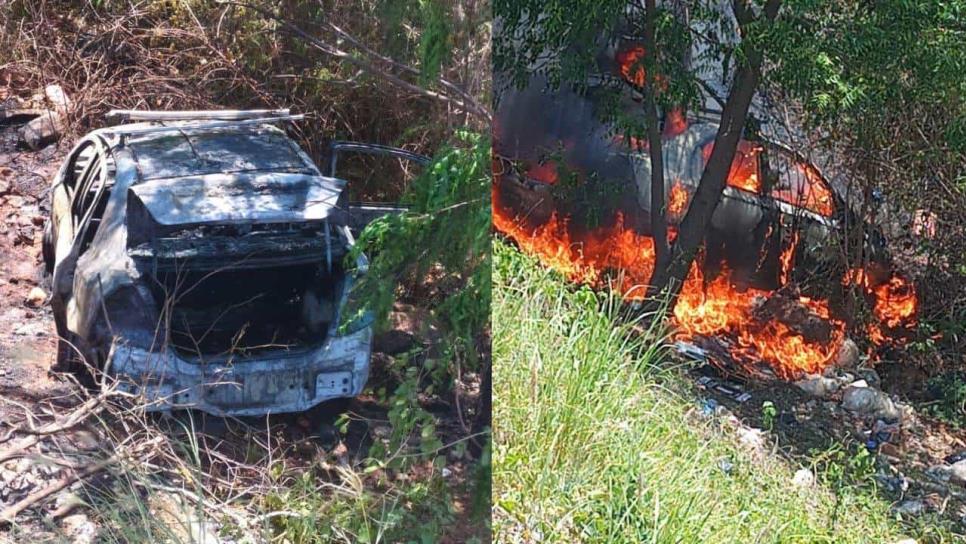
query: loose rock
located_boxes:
[893,499,925,517]
[795,375,841,398]
[948,460,966,487]
[842,386,900,421]
[0,107,43,124]
[44,84,70,114]
[18,111,64,150]
[62,513,97,544]
[791,468,814,487]
[25,286,46,307]
[855,367,881,388]
[834,338,861,369]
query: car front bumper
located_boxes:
[108,328,372,416]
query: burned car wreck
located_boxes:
[43,110,427,416]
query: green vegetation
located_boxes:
[261,466,464,544]
[347,131,491,525]
[923,372,966,428]
[492,240,944,543]
[13,407,474,544]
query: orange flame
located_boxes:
[702,140,762,193]
[844,268,918,344]
[494,181,847,378]
[770,163,835,217]
[668,181,689,216]
[664,108,688,138]
[779,231,799,286]
[526,161,559,185]
[873,275,918,328]
[699,142,834,218]
[800,164,834,217]
[616,46,647,88]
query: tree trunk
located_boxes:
[646,0,781,307]
[643,0,669,274]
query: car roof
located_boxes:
[116,124,312,182]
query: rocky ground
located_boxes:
[0,114,69,412]
[681,338,966,534]
[0,97,484,542]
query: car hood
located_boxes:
[128,172,346,226]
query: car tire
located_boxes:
[41,221,55,275]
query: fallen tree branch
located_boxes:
[0,436,162,525]
[0,391,110,463]
[0,457,115,525]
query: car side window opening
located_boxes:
[701,140,763,194]
[63,143,98,202]
[71,153,111,255]
[762,149,835,217]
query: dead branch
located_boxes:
[217,0,491,121]
[0,390,111,463]
[0,436,163,525]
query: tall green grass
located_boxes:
[492,240,922,543]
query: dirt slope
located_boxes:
[0,123,69,407]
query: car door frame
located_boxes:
[50,137,112,334]
[326,141,430,234]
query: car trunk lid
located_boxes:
[128,172,346,229]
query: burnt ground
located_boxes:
[0,121,487,541]
[686,355,966,534]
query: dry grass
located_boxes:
[0,0,490,168]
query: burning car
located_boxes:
[42,109,427,416]
[493,17,917,379]
[493,61,895,292]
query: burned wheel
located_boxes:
[302,397,353,448]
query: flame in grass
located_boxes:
[494,182,847,377]
[673,268,846,377]
[844,269,918,345]
[492,199,658,298]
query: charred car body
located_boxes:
[43,110,427,416]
